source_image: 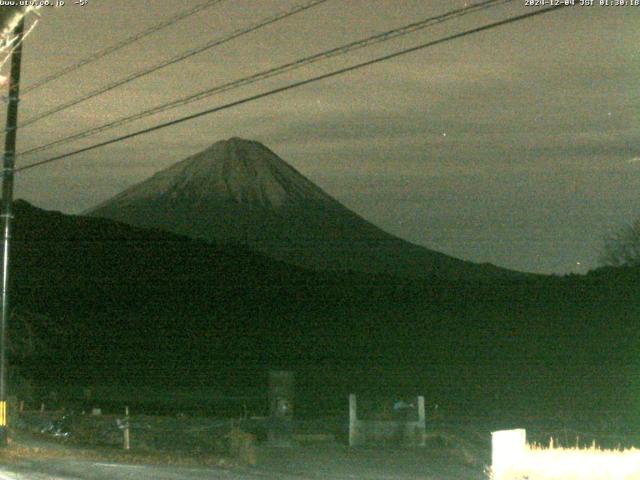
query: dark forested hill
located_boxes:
[7,200,640,419]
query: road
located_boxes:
[0,444,487,479]
[0,459,302,480]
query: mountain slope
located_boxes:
[87,137,521,280]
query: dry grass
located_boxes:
[14,412,249,467]
[0,431,234,468]
[226,426,256,466]
[421,431,484,467]
[492,441,640,480]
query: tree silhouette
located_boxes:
[600,219,640,267]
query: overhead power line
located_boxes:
[19,0,330,128]
[16,4,569,174]
[19,0,509,158]
[21,0,225,95]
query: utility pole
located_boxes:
[0,16,25,447]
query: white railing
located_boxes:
[491,428,640,480]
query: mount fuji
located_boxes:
[86,137,518,280]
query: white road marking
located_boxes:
[0,470,70,480]
[93,462,146,468]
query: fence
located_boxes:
[348,393,426,447]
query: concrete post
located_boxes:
[417,396,426,446]
[349,394,359,447]
[491,429,526,480]
[123,406,130,450]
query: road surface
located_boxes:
[0,444,487,479]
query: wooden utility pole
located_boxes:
[0,16,25,447]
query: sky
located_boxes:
[3,0,639,275]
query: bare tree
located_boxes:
[600,219,640,267]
